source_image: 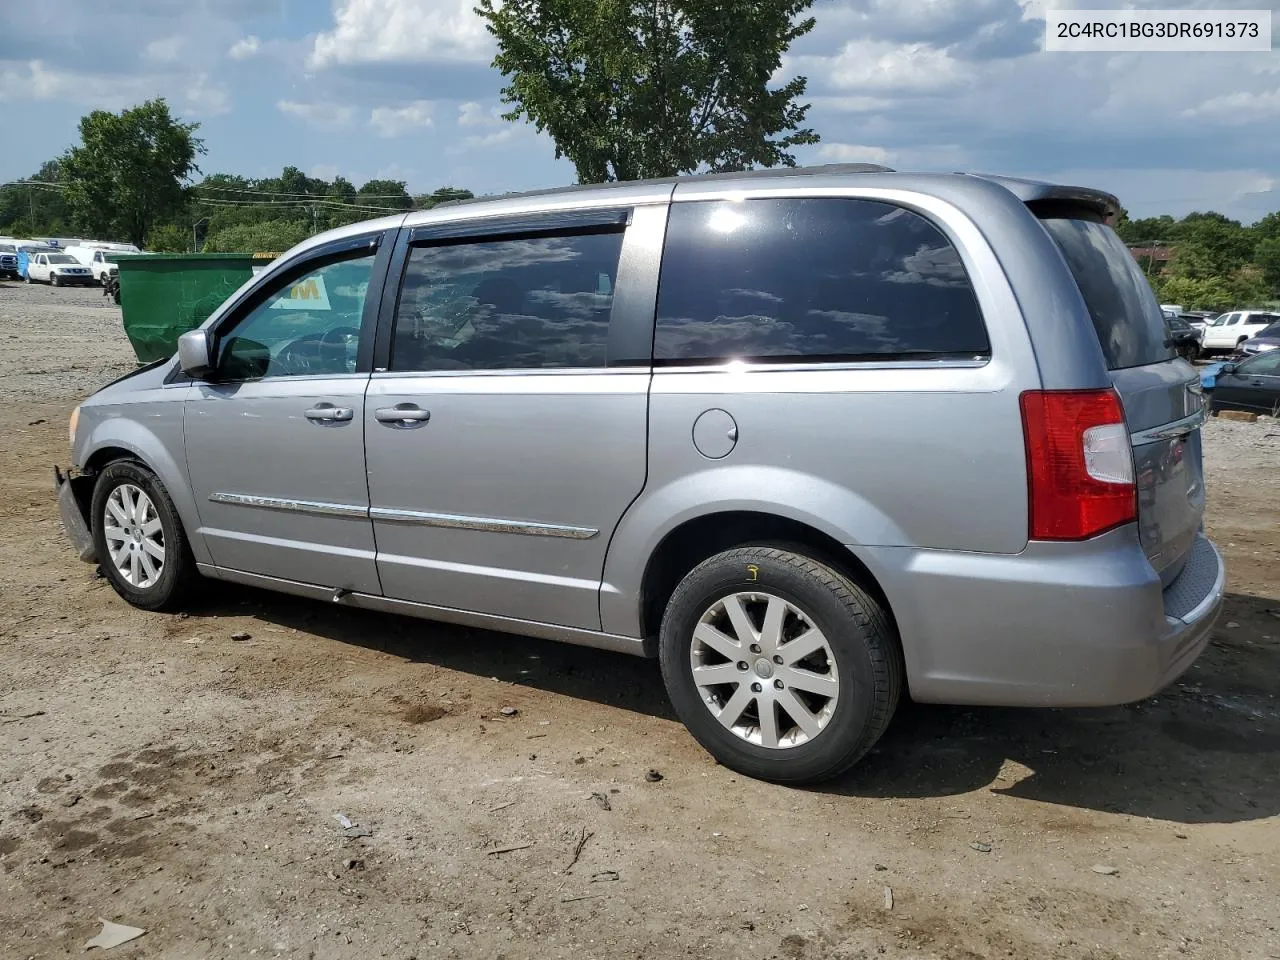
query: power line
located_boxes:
[193,184,413,200]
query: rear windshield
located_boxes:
[1040,217,1174,370]
[1259,322,1280,338]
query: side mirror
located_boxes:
[177,329,216,379]
[1221,362,1237,376]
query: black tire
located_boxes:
[659,545,902,784]
[50,273,59,287]
[91,460,197,611]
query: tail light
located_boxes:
[1020,389,1136,541]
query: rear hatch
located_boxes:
[1039,213,1205,585]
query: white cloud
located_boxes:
[309,0,493,68]
[228,35,261,60]
[457,100,502,127]
[369,100,437,137]
[310,164,342,181]
[184,73,231,116]
[0,60,157,108]
[145,35,186,64]
[816,143,892,165]
[1182,88,1280,125]
[802,39,972,94]
[276,100,357,131]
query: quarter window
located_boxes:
[217,249,377,381]
[654,198,988,364]
[391,231,624,372]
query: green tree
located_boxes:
[475,0,819,182]
[146,223,190,252]
[357,179,413,210]
[202,219,310,254]
[1255,237,1280,296]
[59,99,205,247]
[1153,275,1233,312]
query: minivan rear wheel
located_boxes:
[91,460,197,611]
[659,546,902,784]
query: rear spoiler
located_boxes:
[965,174,1122,222]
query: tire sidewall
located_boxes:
[659,550,883,782]
[91,461,187,610]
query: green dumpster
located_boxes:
[115,254,262,363]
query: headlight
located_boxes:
[69,406,80,446]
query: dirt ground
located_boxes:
[1,280,1277,960]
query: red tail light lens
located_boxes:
[1020,389,1136,541]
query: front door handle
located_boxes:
[305,405,354,422]
[374,404,431,425]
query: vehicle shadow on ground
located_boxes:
[832,590,1280,825]
[187,585,1279,825]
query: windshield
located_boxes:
[1040,216,1175,370]
[0,244,15,253]
[1258,323,1280,339]
[48,254,78,264]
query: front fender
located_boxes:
[599,465,906,637]
[77,387,210,565]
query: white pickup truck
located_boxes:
[1199,310,1280,354]
[65,244,140,285]
[25,252,95,286]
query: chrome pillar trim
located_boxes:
[1130,408,1206,445]
[208,492,369,519]
[369,506,598,540]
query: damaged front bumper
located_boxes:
[54,465,97,564]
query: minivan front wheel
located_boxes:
[659,546,902,784]
[91,460,196,611]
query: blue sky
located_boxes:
[1,0,1277,221]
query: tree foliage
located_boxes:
[59,99,205,248]
[1118,208,1280,310]
[202,219,313,254]
[476,0,819,182]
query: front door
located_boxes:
[184,237,385,592]
[1214,352,1280,414]
[364,219,653,630]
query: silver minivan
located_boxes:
[56,165,1224,783]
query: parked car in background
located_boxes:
[1167,314,1201,361]
[26,252,94,286]
[1240,322,1280,357]
[54,166,1223,784]
[1210,353,1280,416]
[64,245,139,285]
[1199,310,1280,354]
[0,242,19,280]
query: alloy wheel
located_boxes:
[689,591,840,749]
[103,483,166,588]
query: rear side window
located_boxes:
[1040,217,1174,370]
[655,198,988,364]
[391,231,622,372]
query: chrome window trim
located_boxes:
[371,366,620,379]
[369,506,598,540]
[208,492,368,519]
[653,358,990,374]
[1130,408,1207,445]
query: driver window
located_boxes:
[1240,353,1280,377]
[218,250,376,380]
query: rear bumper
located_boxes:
[860,527,1224,707]
[55,466,97,563]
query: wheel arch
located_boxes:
[78,419,210,565]
[633,510,898,646]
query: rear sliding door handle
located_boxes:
[305,405,354,422]
[374,405,431,425]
